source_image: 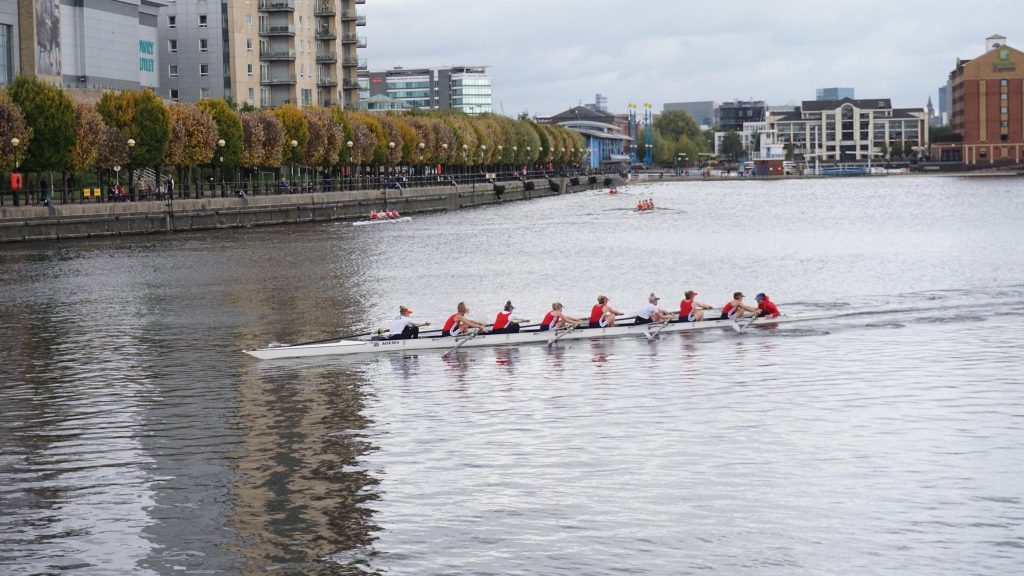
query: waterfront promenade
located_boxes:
[0,173,624,243]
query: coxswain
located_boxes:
[720,292,759,320]
[635,293,676,325]
[588,295,622,328]
[649,198,655,209]
[441,301,487,337]
[539,302,581,332]
[491,300,530,334]
[637,200,644,211]
[754,293,780,318]
[609,187,618,195]
[678,290,714,322]
[388,306,430,340]
[370,210,379,220]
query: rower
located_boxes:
[441,301,487,337]
[588,295,622,328]
[721,292,759,320]
[539,302,581,332]
[635,293,676,325]
[388,305,430,339]
[492,300,530,334]
[678,290,714,322]
[370,210,379,220]
[637,200,644,211]
[754,293,780,318]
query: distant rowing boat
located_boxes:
[352,216,411,226]
[244,313,841,360]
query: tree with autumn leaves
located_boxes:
[1,83,588,202]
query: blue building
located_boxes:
[543,106,631,169]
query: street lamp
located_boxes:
[9,137,20,206]
[387,141,395,189]
[216,138,225,197]
[127,138,136,201]
[345,140,353,190]
[289,139,298,191]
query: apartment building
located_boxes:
[160,0,365,108]
[359,65,491,114]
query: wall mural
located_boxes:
[35,0,61,76]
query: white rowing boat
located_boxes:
[244,313,841,360]
[352,216,411,226]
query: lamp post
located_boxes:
[441,142,449,183]
[345,140,353,190]
[525,146,531,176]
[462,143,468,181]
[289,139,298,192]
[417,142,425,183]
[217,139,226,197]
[480,144,486,179]
[387,141,395,189]
[127,138,136,201]
[511,145,517,176]
[10,137,20,206]
[497,145,504,177]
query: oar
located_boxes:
[441,331,478,357]
[645,318,674,340]
[732,314,759,334]
[281,329,380,347]
[547,323,578,347]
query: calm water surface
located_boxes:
[1,176,1023,575]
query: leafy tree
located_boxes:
[197,98,243,167]
[0,90,32,173]
[66,101,104,173]
[720,130,745,160]
[301,107,335,168]
[257,110,285,168]
[376,115,404,166]
[272,104,309,166]
[239,111,265,170]
[164,102,218,168]
[7,76,75,172]
[97,88,171,169]
[654,110,705,152]
[783,141,795,161]
[889,141,904,159]
[340,111,375,166]
[94,125,130,171]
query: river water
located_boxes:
[1,176,1023,575]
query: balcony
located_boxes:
[261,74,297,85]
[356,14,366,26]
[341,56,363,67]
[314,2,335,16]
[357,35,366,48]
[317,76,337,87]
[341,10,356,20]
[315,27,337,40]
[341,78,360,90]
[355,0,365,4]
[258,0,294,11]
[316,51,337,63]
[259,25,295,36]
[260,49,296,60]
[341,33,358,44]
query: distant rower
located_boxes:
[442,301,487,337]
[678,290,714,322]
[588,295,623,328]
[720,292,759,320]
[539,302,581,332]
[636,293,676,324]
[388,305,429,339]
[754,293,780,318]
[492,300,530,334]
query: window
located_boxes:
[200,64,209,76]
[168,15,176,28]
[1000,93,1008,100]
[245,14,252,26]
[200,38,208,52]
[246,39,253,52]
[247,63,254,76]
[248,87,254,106]
[168,39,178,53]
[1001,107,1008,114]
[169,89,179,100]
[168,65,178,77]
[261,87,270,106]
[199,88,210,99]
[0,24,12,85]
[198,14,208,28]
[1001,79,1009,87]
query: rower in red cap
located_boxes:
[678,290,714,322]
[388,305,430,339]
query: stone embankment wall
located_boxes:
[0,176,623,243]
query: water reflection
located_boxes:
[229,364,380,575]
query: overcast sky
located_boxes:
[362,0,1021,117]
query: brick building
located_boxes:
[932,35,1024,165]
